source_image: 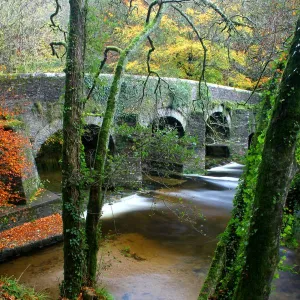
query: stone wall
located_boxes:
[0,191,61,232]
[230,109,256,155]
[0,73,260,194]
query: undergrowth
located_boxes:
[0,276,49,300]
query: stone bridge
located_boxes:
[0,73,259,200]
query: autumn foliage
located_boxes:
[0,109,30,206]
[0,214,62,250]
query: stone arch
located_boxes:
[156,108,187,130]
[33,116,103,157]
[82,123,115,167]
[150,108,186,138]
[139,108,187,129]
[205,105,231,127]
[34,117,116,192]
[205,109,230,144]
[143,109,186,176]
[33,119,63,156]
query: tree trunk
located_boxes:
[199,21,299,300]
[61,0,87,298]
[199,47,278,300]
[235,17,300,300]
[85,3,165,285]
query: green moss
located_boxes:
[33,101,43,115]
[1,119,25,130]
[168,81,192,110]
[210,99,257,110]
[24,177,41,201]
[94,287,114,300]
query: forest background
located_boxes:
[0,0,298,90]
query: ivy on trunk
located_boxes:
[60,0,87,299]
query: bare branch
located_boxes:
[126,0,139,24]
[171,4,208,101]
[49,0,68,60]
[146,0,190,23]
[244,58,272,105]
[50,41,67,58]
[195,0,239,33]
[139,35,176,104]
[87,46,122,100]
[50,0,68,41]
[230,14,256,28]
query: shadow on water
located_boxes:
[0,162,299,300]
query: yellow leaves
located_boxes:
[114,24,144,43]
[160,15,180,34]
[231,50,246,66]
[184,7,214,25]
[185,8,195,17]
[29,188,45,202]
[229,73,254,90]
[126,60,147,74]
[96,1,259,89]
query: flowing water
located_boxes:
[0,163,299,300]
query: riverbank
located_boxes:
[0,190,61,232]
[0,214,63,262]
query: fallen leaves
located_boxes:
[0,214,62,251]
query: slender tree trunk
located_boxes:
[61,0,87,298]
[235,17,300,300]
[85,3,165,285]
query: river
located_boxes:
[0,163,299,299]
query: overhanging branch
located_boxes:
[87,46,122,100]
[50,41,67,58]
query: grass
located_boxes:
[0,276,49,300]
[95,287,114,300]
[82,286,114,300]
[120,245,132,257]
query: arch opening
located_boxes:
[152,116,185,138]
[82,124,115,168]
[205,112,230,158]
[147,116,185,177]
[35,130,63,193]
[35,125,115,193]
[206,112,230,144]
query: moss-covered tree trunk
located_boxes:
[85,2,165,285]
[199,19,300,300]
[61,0,87,298]
[198,44,280,300]
[234,17,300,300]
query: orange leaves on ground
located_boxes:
[0,214,62,251]
[1,292,16,300]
